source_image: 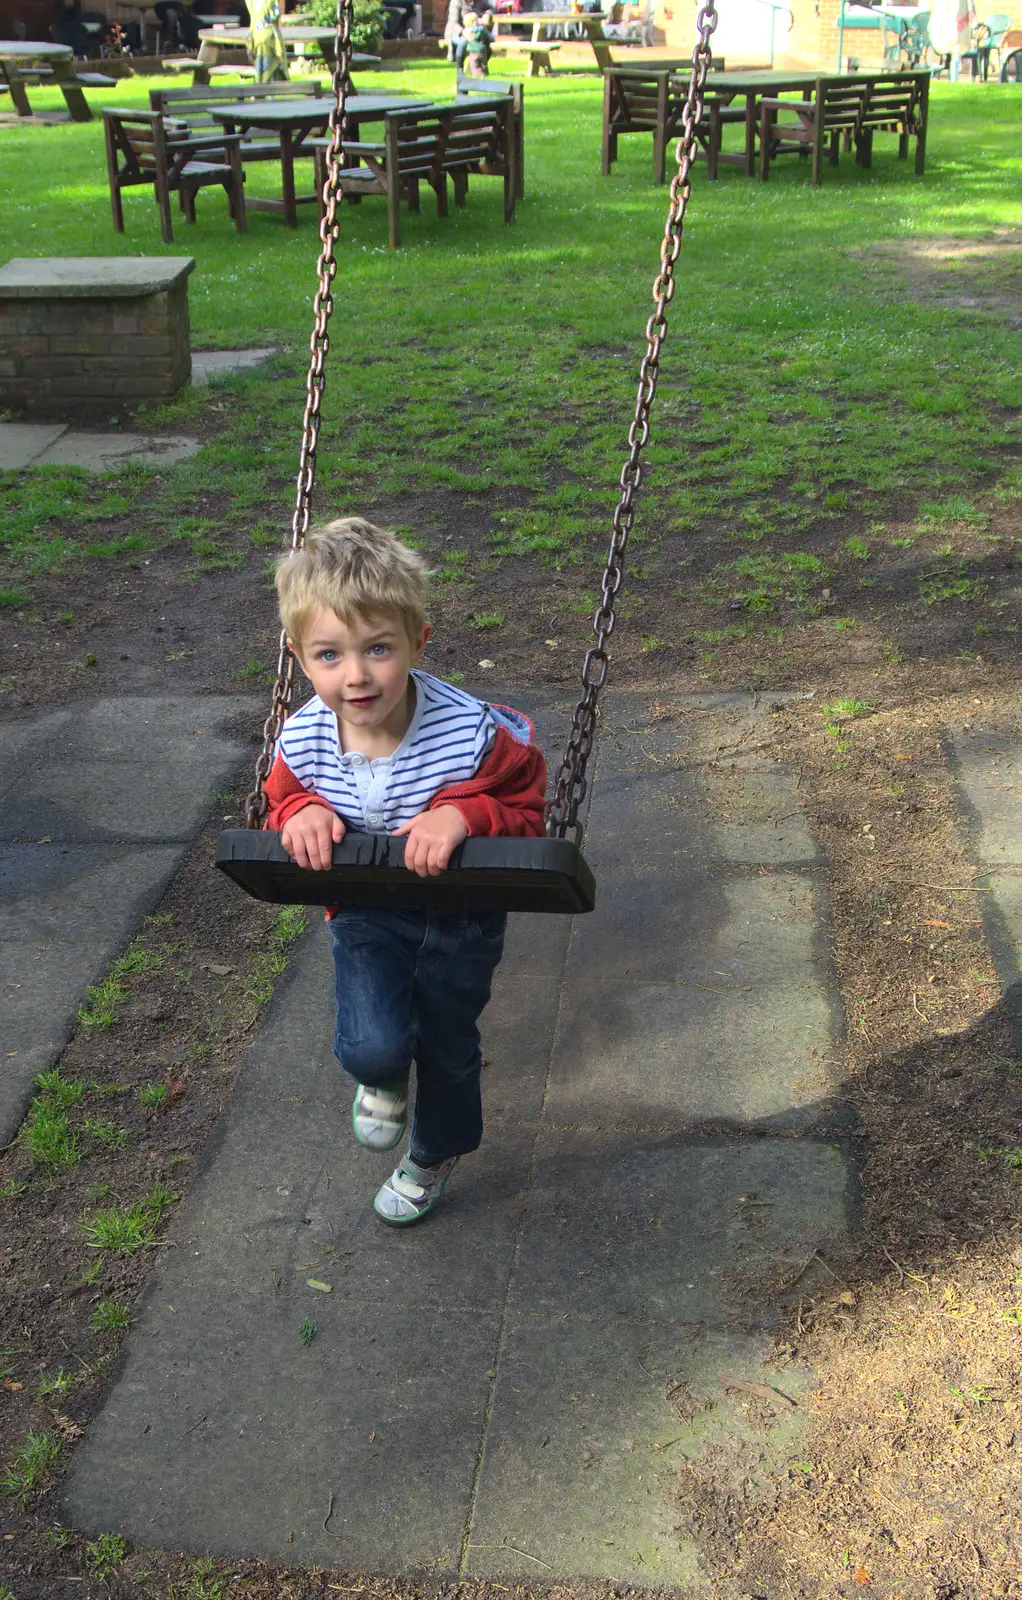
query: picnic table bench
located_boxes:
[602,64,738,182]
[603,65,928,184]
[759,70,928,184]
[208,92,430,224]
[149,79,327,167]
[0,40,115,122]
[313,95,516,249]
[193,25,379,84]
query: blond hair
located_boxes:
[275,518,429,646]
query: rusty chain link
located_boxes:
[244,1,717,836]
[545,0,719,844]
[246,0,353,826]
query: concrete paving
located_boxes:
[948,716,1022,1033]
[0,348,273,469]
[0,422,200,472]
[0,695,257,1145]
[64,690,858,1585]
[191,347,278,383]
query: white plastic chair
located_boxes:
[602,0,655,46]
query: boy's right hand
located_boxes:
[280,805,345,872]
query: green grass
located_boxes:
[138,1081,169,1109]
[76,936,165,1028]
[0,1431,62,1501]
[82,1185,178,1254]
[36,1368,73,1400]
[85,1532,129,1581]
[0,73,1020,603]
[91,1300,134,1332]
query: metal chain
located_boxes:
[545,0,719,844]
[245,0,353,827]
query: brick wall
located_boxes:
[0,285,192,413]
[0,0,61,40]
[654,0,1019,67]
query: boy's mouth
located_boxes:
[345,694,379,709]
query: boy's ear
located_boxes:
[287,636,304,669]
[412,624,432,664]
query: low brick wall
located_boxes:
[0,257,194,415]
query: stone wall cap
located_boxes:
[0,258,196,299]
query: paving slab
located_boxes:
[0,695,257,1145]
[466,1319,808,1587]
[510,1130,853,1324]
[0,422,68,470]
[191,347,278,383]
[948,729,1022,863]
[32,431,201,471]
[65,1289,500,1577]
[947,724,1022,1040]
[65,689,857,1580]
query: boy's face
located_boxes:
[291,605,430,741]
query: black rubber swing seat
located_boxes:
[215,828,596,914]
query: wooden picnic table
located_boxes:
[704,69,881,174]
[609,64,877,175]
[195,25,381,81]
[0,39,110,122]
[493,9,604,36]
[208,91,430,224]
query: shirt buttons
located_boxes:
[368,813,383,827]
[351,754,365,765]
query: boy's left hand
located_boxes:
[394,805,469,877]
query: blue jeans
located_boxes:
[329,908,507,1166]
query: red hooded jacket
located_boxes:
[262,709,547,840]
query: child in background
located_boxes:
[265,519,546,1226]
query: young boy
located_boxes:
[265,518,546,1226]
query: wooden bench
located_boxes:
[602,66,744,183]
[759,77,868,184]
[494,39,562,75]
[313,96,516,249]
[457,74,524,197]
[0,56,116,121]
[759,70,928,185]
[104,107,246,243]
[149,80,325,166]
[853,70,928,174]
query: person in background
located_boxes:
[248,0,288,80]
[154,0,202,50]
[444,0,466,60]
[382,0,417,36]
[457,5,493,73]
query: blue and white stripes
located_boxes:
[277,670,497,833]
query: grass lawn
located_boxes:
[2,62,1022,1600]
[1,68,1020,686]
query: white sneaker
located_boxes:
[352,1080,408,1151]
[374,1154,458,1226]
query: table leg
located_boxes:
[193,39,218,86]
[280,124,298,227]
[1,62,35,118]
[744,91,755,176]
[51,56,91,122]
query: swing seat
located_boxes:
[215,829,596,914]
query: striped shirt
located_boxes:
[276,670,498,833]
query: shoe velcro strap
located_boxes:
[358,1088,407,1118]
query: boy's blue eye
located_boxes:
[368,644,390,657]
[319,650,338,662]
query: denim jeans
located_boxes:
[329,908,506,1166]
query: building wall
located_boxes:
[0,0,61,41]
[655,0,1018,68]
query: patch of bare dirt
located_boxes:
[672,687,1022,1600]
[852,231,1022,325]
